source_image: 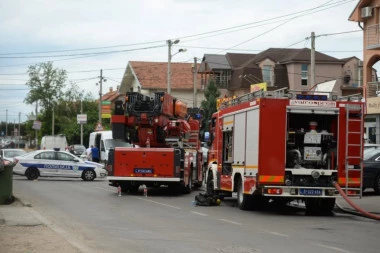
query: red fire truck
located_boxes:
[205,88,364,213]
[107,92,203,193]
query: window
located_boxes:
[35,152,55,160]
[301,64,308,86]
[262,65,273,86]
[57,152,75,161]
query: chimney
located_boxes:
[109,87,113,92]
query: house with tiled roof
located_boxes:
[198,48,368,97]
[119,61,202,107]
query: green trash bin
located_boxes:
[0,158,14,205]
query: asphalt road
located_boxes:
[13,176,379,253]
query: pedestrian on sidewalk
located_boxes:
[86,146,92,161]
[91,145,100,163]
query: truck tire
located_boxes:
[237,178,252,210]
[26,167,39,180]
[374,175,380,195]
[120,183,139,193]
[305,198,335,214]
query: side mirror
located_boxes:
[73,158,80,163]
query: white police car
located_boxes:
[13,149,107,181]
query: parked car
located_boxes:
[13,150,107,181]
[0,149,27,162]
[69,144,86,157]
[363,148,380,194]
[364,143,380,150]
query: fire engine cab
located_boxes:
[205,88,364,213]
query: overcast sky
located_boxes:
[0,0,368,124]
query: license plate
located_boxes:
[299,188,322,196]
[134,168,153,174]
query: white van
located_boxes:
[40,135,68,151]
[88,131,131,164]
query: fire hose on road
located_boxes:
[334,182,380,221]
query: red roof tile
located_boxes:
[130,61,202,90]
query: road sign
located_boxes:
[101,100,111,105]
[77,114,87,124]
[32,120,42,130]
[102,113,112,119]
[95,122,104,131]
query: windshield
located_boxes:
[104,139,132,149]
[364,148,380,160]
[74,145,86,152]
[4,150,26,158]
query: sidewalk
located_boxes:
[0,197,81,253]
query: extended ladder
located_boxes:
[344,103,364,198]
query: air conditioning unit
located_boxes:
[361,6,372,18]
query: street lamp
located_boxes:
[167,39,186,94]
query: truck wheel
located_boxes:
[120,183,139,193]
[26,167,39,180]
[320,198,336,213]
[82,169,96,181]
[237,178,252,210]
[374,175,380,195]
[306,198,335,214]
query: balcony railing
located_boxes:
[367,24,380,49]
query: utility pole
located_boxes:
[52,105,55,135]
[167,40,173,94]
[310,32,315,90]
[5,109,7,137]
[166,39,181,94]
[193,57,198,107]
[98,69,106,125]
[80,100,83,145]
[35,102,38,149]
[18,112,20,148]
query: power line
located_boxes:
[221,0,355,52]
[0,0,353,58]
[0,44,166,59]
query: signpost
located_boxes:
[101,100,112,119]
[32,120,41,130]
[77,114,87,124]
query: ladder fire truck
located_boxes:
[107,92,203,193]
[205,88,364,213]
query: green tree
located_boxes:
[200,79,220,136]
[54,83,97,145]
[24,62,67,135]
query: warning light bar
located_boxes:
[296,94,328,101]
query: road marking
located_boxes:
[135,197,181,210]
[218,218,242,225]
[190,211,208,216]
[261,230,289,238]
[28,208,93,253]
[95,186,117,193]
[313,243,351,253]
